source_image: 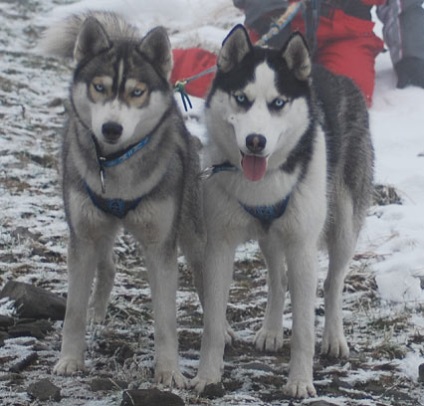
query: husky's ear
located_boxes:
[74,17,111,63]
[218,24,252,73]
[282,32,312,81]
[138,27,173,80]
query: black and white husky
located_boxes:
[191,25,374,398]
[40,12,204,387]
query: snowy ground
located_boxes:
[1,0,424,405]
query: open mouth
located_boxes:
[240,152,268,182]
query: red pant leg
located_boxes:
[293,10,384,106]
[171,48,217,98]
[316,11,384,106]
[316,36,383,106]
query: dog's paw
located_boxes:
[87,308,106,326]
[190,374,221,394]
[154,369,187,389]
[254,327,284,352]
[225,320,236,345]
[321,330,349,358]
[87,299,109,324]
[283,379,316,398]
[53,357,85,375]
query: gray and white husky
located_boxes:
[191,25,374,398]
[41,12,204,387]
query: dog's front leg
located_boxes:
[54,236,97,375]
[191,239,236,393]
[283,241,318,398]
[144,244,185,388]
[255,236,287,352]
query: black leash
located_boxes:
[303,0,320,56]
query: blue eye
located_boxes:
[234,93,250,107]
[236,94,245,103]
[131,88,145,98]
[271,97,287,110]
[93,83,105,93]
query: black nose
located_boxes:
[102,122,123,142]
[246,133,267,153]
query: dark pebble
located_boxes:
[9,352,38,373]
[121,388,185,406]
[27,378,61,402]
[0,315,14,329]
[89,377,128,392]
[418,363,424,383]
[202,382,226,399]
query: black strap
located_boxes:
[304,0,321,55]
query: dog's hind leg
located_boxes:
[183,239,236,346]
[254,235,287,352]
[321,195,356,358]
[88,232,117,324]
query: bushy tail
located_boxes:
[38,11,139,59]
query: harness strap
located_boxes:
[201,161,291,225]
[240,195,290,224]
[85,182,143,219]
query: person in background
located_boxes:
[170,0,424,106]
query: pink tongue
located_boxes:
[241,155,267,181]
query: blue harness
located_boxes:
[87,135,151,218]
[85,183,143,219]
[240,196,290,224]
[201,162,291,225]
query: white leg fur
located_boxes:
[254,236,287,352]
[283,240,318,398]
[191,238,237,393]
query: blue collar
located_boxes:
[86,135,149,215]
[91,134,151,193]
[91,134,151,168]
[85,183,143,219]
[94,135,152,169]
[201,161,291,224]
